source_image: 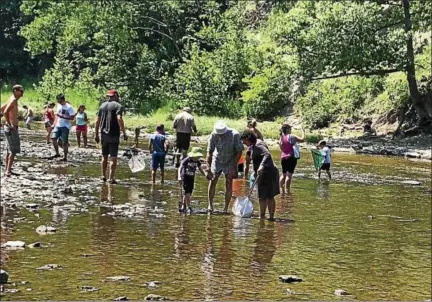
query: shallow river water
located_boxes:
[0,135,431,300]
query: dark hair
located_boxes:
[156,124,164,132]
[56,94,65,101]
[281,123,291,135]
[319,140,327,146]
[23,105,28,109]
[247,119,257,128]
[78,104,85,110]
[49,102,55,108]
[240,129,257,145]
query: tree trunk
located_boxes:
[402,0,432,122]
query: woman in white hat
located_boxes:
[206,120,244,213]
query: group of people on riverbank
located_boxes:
[2,84,332,220]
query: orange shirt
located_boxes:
[238,154,244,164]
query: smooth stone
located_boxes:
[5,241,25,248]
[5,288,19,293]
[404,152,421,158]
[28,242,41,248]
[80,286,99,292]
[279,275,303,283]
[401,180,421,185]
[105,276,131,282]
[144,281,161,288]
[114,297,128,301]
[334,289,351,296]
[25,203,39,209]
[36,225,57,233]
[36,264,62,270]
[0,270,9,284]
[144,294,169,301]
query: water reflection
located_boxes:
[174,215,190,260]
[200,215,215,301]
[251,221,277,276]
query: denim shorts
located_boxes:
[51,127,70,144]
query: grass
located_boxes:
[1,82,324,142]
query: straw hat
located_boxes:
[188,147,203,158]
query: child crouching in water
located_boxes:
[318,140,332,180]
[178,147,207,213]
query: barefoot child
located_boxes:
[149,124,169,183]
[318,140,332,180]
[178,147,206,213]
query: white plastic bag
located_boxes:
[232,196,254,218]
[128,154,146,173]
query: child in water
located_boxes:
[74,105,89,148]
[149,124,169,184]
[178,147,207,213]
[318,140,332,180]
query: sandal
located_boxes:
[108,179,118,185]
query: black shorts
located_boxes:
[45,121,53,128]
[237,163,244,173]
[176,132,191,151]
[182,176,195,194]
[281,157,297,174]
[101,134,120,157]
[320,163,331,171]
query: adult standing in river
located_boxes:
[206,120,244,213]
[173,107,197,168]
[94,89,127,184]
[50,94,75,161]
[241,130,280,220]
[1,84,24,177]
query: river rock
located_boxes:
[334,289,351,296]
[404,152,421,158]
[4,241,26,248]
[144,294,169,301]
[36,264,62,270]
[401,180,421,186]
[79,286,99,292]
[28,242,41,248]
[279,275,303,283]
[114,297,128,301]
[0,270,9,284]
[144,281,161,288]
[24,203,39,210]
[63,186,73,194]
[105,276,131,282]
[36,225,57,233]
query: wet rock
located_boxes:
[26,288,32,292]
[21,281,29,285]
[286,288,295,295]
[144,281,161,288]
[4,241,26,248]
[36,264,62,270]
[367,215,373,220]
[25,203,39,210]
[404,152,421,158]
[279,275,302,283]
[105,276,131,282]
[36,225,57,233]
[114,297,128,301]
[28,242,41,248]
[0,270,9,284]
[144,294,169,301]
[63,186,73,194]
[79,285,99,292]
[5,288,19,293]
[401,180,421,186]
[334,289,351,296]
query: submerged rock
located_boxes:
[28,242,41,248]
[279,275,303,283]
[144,294,169,301]
[4,241,26,248]
[144,281,161,288]
[36,264,62,270]
[0,270,9,284]
[36,225,57,233]
[334,289,351,296]
[79,285,99,292]
[401,180,421,186]
[105,276,131,282]
[114,297,128,301]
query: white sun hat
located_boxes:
[214,120,228,135]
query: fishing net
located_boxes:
[311,149,324,171]
[128,153,146,173]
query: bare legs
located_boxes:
[76,131,88,148]
[207,173,233,213]
[318,170,332,180]
[108,157,117,182]
[259,198,276,221]
[182,193,191,211]
[101,155,118,183]
[151,169,164,184]
[45,127,52,144]
[101,155,108,181]
[4,152,16,176]
[280,172,293,194]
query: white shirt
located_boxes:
[56,103,75,129]
[321,146,331,164]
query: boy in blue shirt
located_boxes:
[149,124,169,183]
[318,140,332,180]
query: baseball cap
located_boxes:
[106,89,118,97]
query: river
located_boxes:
[0,129,430,300]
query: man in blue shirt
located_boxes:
[149,124,169,184]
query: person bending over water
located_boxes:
[279,124,305,194]
[240,130,280,221]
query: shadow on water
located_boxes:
[0,137,430,300]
